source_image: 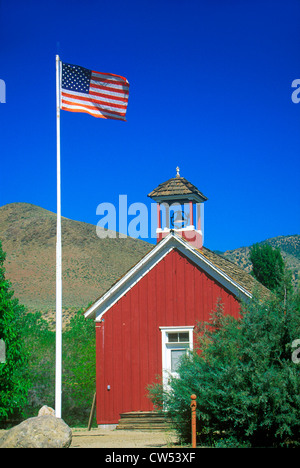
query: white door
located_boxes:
[160,327,194,390]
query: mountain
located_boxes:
[220,235,300,287]
[0,203,152,325]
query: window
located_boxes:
[167,332,189,343]
[171,349,186,372]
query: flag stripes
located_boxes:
[61,91,128,110]
[60,62,129,121]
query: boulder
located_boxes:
[38,405,55,417]
[0,415,72,448]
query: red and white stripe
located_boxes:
[61,70,129,121]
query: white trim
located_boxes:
[160,326,194,390]
[159,326,195,331]
[84,232,252,321]
[84,235,173,321]
[151,194,207,204]
[157,226,200,233]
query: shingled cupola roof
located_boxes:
[147,166,208,204]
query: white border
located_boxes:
[160,326,194,391]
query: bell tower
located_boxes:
[148,167,208,249]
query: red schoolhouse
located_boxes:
[84,169,268,428]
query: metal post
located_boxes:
[55,54,62,418]
[190,394,197,448]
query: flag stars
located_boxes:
[61,63,91,93]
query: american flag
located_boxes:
[60,62,129,121]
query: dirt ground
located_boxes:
[0,426,179,449]
[70,427,179,448]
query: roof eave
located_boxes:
[147,193,208,203]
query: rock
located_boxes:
[0,415,72,448]
[38,405,55,417]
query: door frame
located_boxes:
[159,326,194,391]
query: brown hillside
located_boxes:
[0,203,152,325]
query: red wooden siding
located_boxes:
[95,248,241,425]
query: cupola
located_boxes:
[148,167,208,249]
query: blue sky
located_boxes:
[0,0,299,251]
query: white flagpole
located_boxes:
[55,54,62,418]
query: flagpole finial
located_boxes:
[176,166,180,178]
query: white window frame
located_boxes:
[160,326,194,390]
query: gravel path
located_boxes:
[70,427,178,448]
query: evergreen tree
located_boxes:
[249,243,292,298]
[0,241,30,421]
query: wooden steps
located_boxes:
[116,411,172,431]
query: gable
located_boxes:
[84,233,259,321]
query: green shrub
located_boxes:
[147,375,164,411]
[19,311,55,418]
[19,309,96,427]
[0,241,30,422]
[62,309,96,426]
[149,293,300,447]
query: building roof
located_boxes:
[199,246,269,300]
[148,168,208,203]
[84,232,270,321]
